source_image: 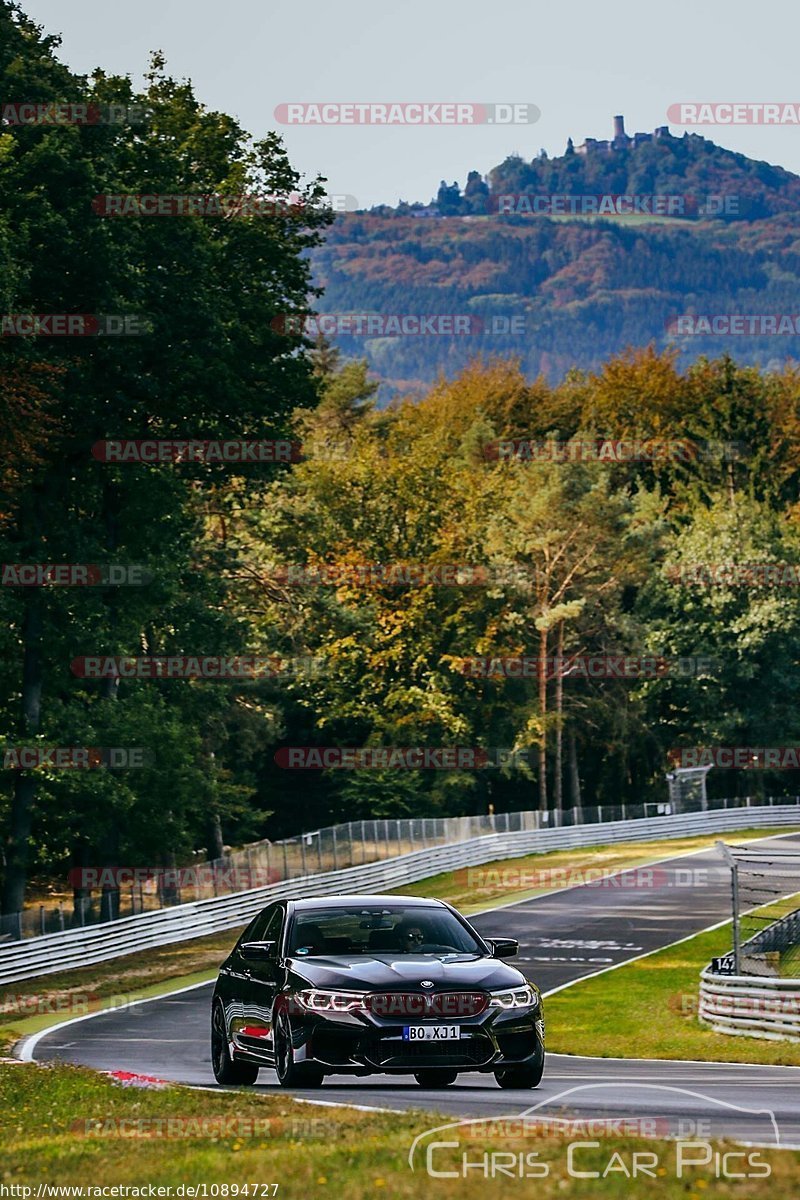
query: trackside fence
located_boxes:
[3,795,792,940]
[1,803,798,986]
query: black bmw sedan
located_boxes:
[211,894,545,1089]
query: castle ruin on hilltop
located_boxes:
[576,114,671,154]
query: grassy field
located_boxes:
[545,918,800,1066]
[1,1059,798,1195]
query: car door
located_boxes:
[216,912,262,1036]
[241,903,285,1057]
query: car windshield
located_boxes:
[287,905,484,957]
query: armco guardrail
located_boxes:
[699,969,800,1041]
[6,796,795,940]
[1,805,799,986]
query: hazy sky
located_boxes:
[17,0,800,207]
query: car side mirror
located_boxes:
[487,937,518,959]
[240,940,277,961]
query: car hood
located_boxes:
[287,953,528,992]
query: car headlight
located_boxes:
[489,985,539,1009]
[296,989,367,1012]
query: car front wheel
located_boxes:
[494,1047,545,1089]
[211,1001,259,1086]
[274,1010,324,1088]
[413,1070,458,1087]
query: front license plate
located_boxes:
[403,1025,460,1041]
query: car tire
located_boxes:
[211,1000,260,1086]
[494,1048,545,1089]
[274,1010,324,1088]
[413,1070,458,1087]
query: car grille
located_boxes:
[363,1033,494,1068]
[366,991,489,1018]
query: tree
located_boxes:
[436,180,462,216]
[0,1,332,917]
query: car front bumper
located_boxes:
[237,996,544,1074]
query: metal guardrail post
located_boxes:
[732,863,741,974]
[716,840,741,974]
[331,826,338,871]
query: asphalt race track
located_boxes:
[22,831,800,1146]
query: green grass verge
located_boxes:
[1,1060,797,1193]
[545,920,800,1066]
[0,931,239,1053]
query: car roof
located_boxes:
[289,894,446,910]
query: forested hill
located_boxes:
[478,131,800,220]
[309,128,800,399]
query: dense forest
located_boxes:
[3,2,800,917]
